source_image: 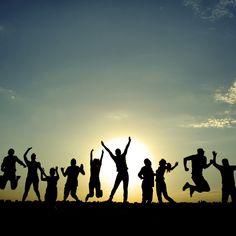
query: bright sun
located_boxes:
[94,137,154,201]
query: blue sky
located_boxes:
[0,0,236,203]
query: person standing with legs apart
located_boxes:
[61,158,85,202]
[101,136,131,203]
[155,158,178,203]
[22,147,45,201]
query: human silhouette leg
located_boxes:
[162,183,175,203]
[33,181,41,201]
[70,187,80,201]
[0,176,7,189]
[182,182,190,191]
[63,184,71,201]
[22,180,31,201]
[123,172,129,203]
[108,174,122,201]
[156,186,163,203]
[231,188,236,203]
[85,183,94,202]
[10,175,21,190]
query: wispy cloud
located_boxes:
[0,25,4,31]
[105,111,129,120]
[0,86,17,100]
[215,81,236,105]
[185,81,236,128]
[189,117,236,128]
[183,0,236,21]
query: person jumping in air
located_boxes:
[85,149,104,202]
[0,148,26,190]
[182,148,213,197]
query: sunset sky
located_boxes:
[1,0,236,203]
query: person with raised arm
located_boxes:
[155,158,178,203]
[22,147,45,201]
[101,136,131,203]
[41,166,59,204]
[85,149,104,202]
[212,151,236,203]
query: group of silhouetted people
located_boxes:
[1,137,236,204]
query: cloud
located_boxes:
[189,118,236,128]
[215,81,236,105]
[183,0,236,21]
[0,25,4,31]
[105,111,129,120]
[0,86,17,101]
[185,81,236,128]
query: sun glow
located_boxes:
[96,137,154,202]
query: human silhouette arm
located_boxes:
[211,151,221,169]
[204,156,213,169]
[55,166,59,180]
[101,141,114,157]
[138,168,144,179]
[1,157,7,172]
[80,164,85,175]
[170,162,178,171]
[100,150,104,163]
[90,149,94,165]
[123,136,131,156]
[24,147,32,165]
[16,156,27,168]
[41,168,47,181]
[183,156,191,171]
[61,167,66,177]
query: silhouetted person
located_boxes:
[85,149,104,202]
[61,158,85,201]
[212,151,236,203]
[155,158,178,203]
[41,166,59,204]
[22,147,45,201]
[101,136,131,203]
[0,148,26,190]
[138,158,155,204]
[183,148,212,197]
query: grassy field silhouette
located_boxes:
[1,200,235,234]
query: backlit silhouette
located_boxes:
[101,136,131,203]
[138,158,155,204]
[85,149,104,202]
[61,158,85,201]
[155,158,178,203]
[41,166,59,204]
[183,148,212,197]
[0,148,26,190]
[22,147,45,201]
[212,151,236,203]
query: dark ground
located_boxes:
[0,200,235,234]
